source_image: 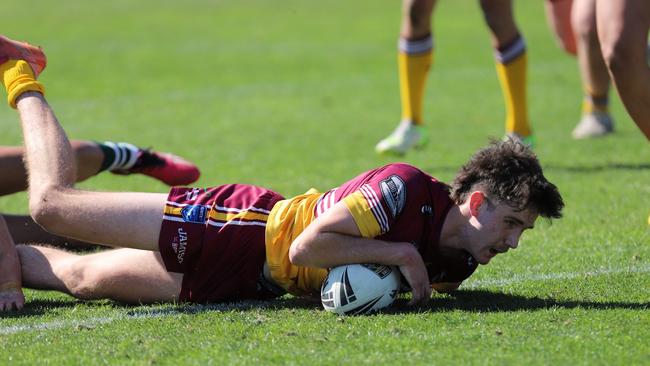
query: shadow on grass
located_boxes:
[1,298,83,319]
[387,289,649,314]
[5,289,646,319]
[124,296,322,318]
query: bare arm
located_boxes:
[289,201,432,305]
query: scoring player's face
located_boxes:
[464,192,538,265]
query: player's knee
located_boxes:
[571,12,597,41]
[405,0,433,32]
[599,36,632,76]
[64,260,104,300]
[480,1,513,34]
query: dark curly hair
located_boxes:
[450,139,564,219]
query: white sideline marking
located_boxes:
[463,264,650,289]
[1,265,648,335]
[0,302,256,335]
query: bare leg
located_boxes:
[17,245,182,303]
[480,0,519,47]
[596,0,650,140]
[480,0,531,140]
[3,214,100,250]
[375,0,437,155]
[572,0,610,100]
[545,0,577,55]
[16,92,166,251]
[400,0,436,39]
[0,141,103,196]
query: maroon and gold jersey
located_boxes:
[265,163,478,296]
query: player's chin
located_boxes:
[478,252,496,265]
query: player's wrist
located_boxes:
[390,242,421,267]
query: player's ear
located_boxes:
[468,191,486,217]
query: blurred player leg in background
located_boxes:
[545,0,577,55]
[481,0,534,147]
[376,0,435,155]
[596,0,650,140]
[570,0,614,138]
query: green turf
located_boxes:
[0,1,648,365]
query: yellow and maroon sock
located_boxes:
[495,35,530,137]
[0,59,45,108]
[398,35,433,126]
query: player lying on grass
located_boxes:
[0,35,563,312]
[0,142,200,310]
[0,37,201,309]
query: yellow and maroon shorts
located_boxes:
[158,184,284,303]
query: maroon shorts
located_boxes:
[158,184,284,303]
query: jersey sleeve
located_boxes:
[342,164,423,238]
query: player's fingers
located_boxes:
[408,283,430,306]
[408,287,422,306]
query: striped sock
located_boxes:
[96,141,141,172]
[494,35,531,137]
[398,35,434,125]
[582,94,609,114]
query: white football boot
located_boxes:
[375,120,428,155]
[571,111,614,139]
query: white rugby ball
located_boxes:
[321,264,401,315]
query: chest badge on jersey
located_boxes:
[380,175,407,218]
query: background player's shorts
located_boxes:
[158,184,284,303]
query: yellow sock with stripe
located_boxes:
[495,36,530,137]
[0,59,45,108]
[398,36,433,126]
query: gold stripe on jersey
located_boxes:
[342,192,382,238]
[164,204,184,217]
[265,190,328,296]
[163,204,270,223]
[209,209,269,223]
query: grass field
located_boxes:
[1,1,649,365]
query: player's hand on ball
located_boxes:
[397,245,431,306]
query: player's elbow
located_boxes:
[29,186,67,233]
[288,245,310,266]
[288,230,321,266]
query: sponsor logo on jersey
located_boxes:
[172,227,189,264]
[185,188,201,201]
[421,204,433,215]
[181,204,208,223]
[380,175,406,218]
